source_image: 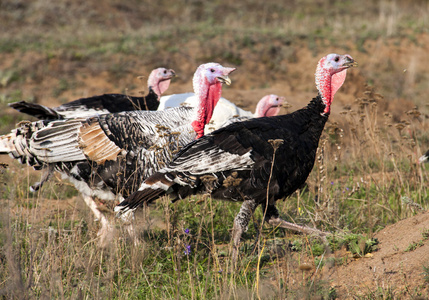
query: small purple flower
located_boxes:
[185,228,190,234]
[330,181,334,185]
[184,244,191,255]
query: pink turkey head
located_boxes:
[192,62,236,139]
[315,54,357,114]
[254,94,285,117]
[147,67,176,99]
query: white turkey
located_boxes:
[115,54,357,261]
[8,67,176,119]
[1,62,235,243]
[159,91,285,133]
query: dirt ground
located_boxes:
[325,210,429,298]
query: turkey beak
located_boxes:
[169,69,177,78]
[218,67,236,86]
[349,61,358,67]
[217,75,232,86]
[344,56,358,68]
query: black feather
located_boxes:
[9,89,159,120]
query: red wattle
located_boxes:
[192,120,205,139]
[193,82,222,139]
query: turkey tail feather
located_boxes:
[115,171,175,216]
[9,101,61,120]
[0,132,16,154]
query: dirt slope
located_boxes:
[326,210,429,298]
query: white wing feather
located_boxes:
[158,93,254,133]
[167,139,254,175]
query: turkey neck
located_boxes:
[192,81,222,139]
[155,79,171,98]
[147,74,171,100]
[315,68,347,115]
[254,96,267,117]
[260,105,281,117]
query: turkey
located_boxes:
[159,90,284,133]
[252,94,285,118]
[8,67,176,120]
[115,53,357,261]
[0,62,235,243]
[211,94,285,130]
[419,150,429,163]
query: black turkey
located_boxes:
[115,54,357,261]
[9,67,176,120]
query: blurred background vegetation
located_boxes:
[1,0,429,114]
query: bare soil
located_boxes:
[325,210,429,298]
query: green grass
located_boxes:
[404,228,429,252]
[423,265,429,283]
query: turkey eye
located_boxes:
[163,70,167,74]
[335,56,339,62]
[210,69,215,72]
